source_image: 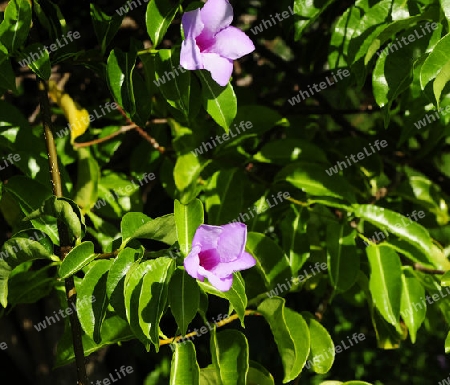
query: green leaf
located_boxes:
[55,314,134,367]
[77,260,112,344]
[90,4,123,53]
[400,269,426,343]
[107,47,137,116]
[18,43,51,80]
[326,222,360,292]
[253,139,329,165]
[446,330,450,353]
[155,49,191,120]
[197,70,237,132]
[170,341,200,385]
[420,33,450,90]
[8,265,54,305]
[292,0,336,41]
[174,198,204,257]
[280,205,310,274]
[245,232,293,290]
[121,213,177,247]
[174,153,210,202]
[139,257,176,349]
[433,59,450,108]
[4,176,59,244]
[247,361,275,385]
[276,162,356,203]
[25,196,85,244]
[121,212,153,240]
[353,204,439,268]
[0,230,54,307]
[0,0,32,53]
[124,260,155,346]
[301,312,335,374]
[367,245,402,329]
[106,246,143,319]
[257,298,310,382]
[0,53,17,92]
[169,268,201,336]
[146,0,181,48]
[210,330,249,385]
[73,147,100,212]
[198,272,247,326]
[205,169,245,225]
[441,270,450,286]
[59,241,96,279]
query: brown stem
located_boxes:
[159,310,261,346]
[314,285,334,321]
[414,263,445,275]
[38,79,89,385]
[73,124,136,148]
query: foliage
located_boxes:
[0,0,450,384]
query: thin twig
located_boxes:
[38,79,89,385]
[414,263,445,275]
[159,310,261,346]
[73,124,136,148]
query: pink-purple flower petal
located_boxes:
[200,0,233,36]
[192,224,222,250]
[212,252,256,277]
[201,53,234,86]
[202,269,233,291]
[205,26,255,60]
[184,245,203,280]
[216,223,247,262]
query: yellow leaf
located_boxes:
[48,80,90,143]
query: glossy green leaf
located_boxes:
[420,33,450,90]
[121,213,177,247]
[170,341,200,385]
[146,0,181,48]
[169,268,201,336]
[253,139,329,165]
[3,176,59,244]
[197,70,237,132]
[280,205,310,274]
[302,312,335,374]
[276,162,356,203]
[292,0,336,40]
[367,245,402,328]
[257,298,310,382]
[445,330,450,353]
[59,241,96,279]
[8,265,54,305]
[73,147,100,212]
[18,43,51,80]
[433,59,450,108]
[205,169,245,225]
[441,270,450,286]
[247,361,275,385]
[139,257,175,349]
[174,198,204,257]
[155,49,191,120]
[0,54,17,92]
[124,260,155,346]
[0,230,54,307]
[106,246,143,319]
[210,330,249,385]
[353,204,438,267]
[400,269,426,343]
[198,272,247,325]
[326,222,360,292]
[246,232,296,290]
[107,47,137,116]
[25,196,85,244]
[90,4,123,53]
[77,259,112,343]
[0,0,32,53]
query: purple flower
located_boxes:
[180,0,255,86]
[184,223,256,291]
